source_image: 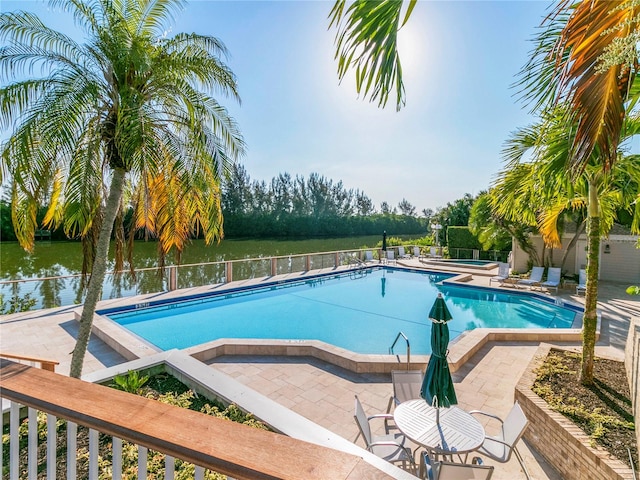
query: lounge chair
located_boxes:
[413,246,423,259]
[398,246,410,259]
[386,250,396,264]
[386,370,424,413]
[469,402,532,480]
[429,246,442,259]
[540,267,561,293]
[517,266,545,289]
[420,455,494,480]
[489,262,510,286]
[576,268,587,295]
[353,395,416,472]
[364,250,374,263]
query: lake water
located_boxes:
[0,236,417,308]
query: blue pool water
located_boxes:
[106,268,580,355]
[438,259,495,266]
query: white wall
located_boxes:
[600,236,640,283]
[511,234,639,283]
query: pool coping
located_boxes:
[419,259,498,271]
[81,265,594,374]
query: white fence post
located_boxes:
[28,408,37,480]
[67,421,77,480]
[47,414,57,480]
[10,401,20,480]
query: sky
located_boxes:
[2,0,555,214]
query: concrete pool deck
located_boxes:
[1,260,639,479]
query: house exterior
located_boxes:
[511,233,640,284]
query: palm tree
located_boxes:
[496,111,640,384]
[468,193,534,258]
[0,0,244,378]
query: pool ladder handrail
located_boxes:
[389,331,411,370]
[346,255,368,279]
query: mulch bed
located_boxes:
[533,348,637,469]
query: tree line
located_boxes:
[221,164,426,238]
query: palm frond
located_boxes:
[517,0,640,173]
[329,0,411,111]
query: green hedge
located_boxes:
[446,226,482,250]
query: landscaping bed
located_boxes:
[532,348,636,469]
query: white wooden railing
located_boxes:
[0,359,394,480]
[0,352,59,372]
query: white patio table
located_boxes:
[393,399,485,460]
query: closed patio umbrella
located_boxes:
[382,231,387,251]
[421,293,457,422]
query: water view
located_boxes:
[0,236,415,309]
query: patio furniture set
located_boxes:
[374,246,442,266]
[490,263,587,295]
[353,370,532,479]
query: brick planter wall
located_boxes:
[515,344,635,480]
[625,316,640,453]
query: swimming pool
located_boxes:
[104,268,580,356]
[440,259,495,266]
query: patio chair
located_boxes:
[386,370,424,413]
[386,250,396,264]
[489,262,510,286]
[353,395,416,472]
[364,250,374,263]
[420,454,494,480]
[413,246,423,260]
[516,266,545,289]
[540,267,562,293]
[576,268,587,295]
[430,246,442,259]
[398,246,410,259]
[469,402,532,480]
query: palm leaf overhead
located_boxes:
[329,0,415,111]
[518,0,640,174]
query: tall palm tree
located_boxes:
[496,111,640,384]
[0,0,244,378]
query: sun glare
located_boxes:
[397,22,426,78]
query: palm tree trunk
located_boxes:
[560,220,586,273]
[506,226,541,266]
[580,180,599,385]
[69,168,127,378]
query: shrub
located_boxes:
[446,226,482,250]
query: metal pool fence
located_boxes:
[0,246,510,311]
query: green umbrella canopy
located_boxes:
[428,294,452,323]
[421,293,458,408]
